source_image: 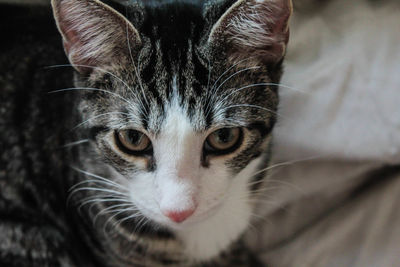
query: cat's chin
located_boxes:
[176,198,251,261]
[165,187,252,260]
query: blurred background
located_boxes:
[0,0,48,4]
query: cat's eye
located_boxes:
[204,128,242,154]
[115,129,152,154]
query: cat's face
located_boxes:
[52,0,291,260]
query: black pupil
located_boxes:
[216,129,233,144]
[127,130,143,146]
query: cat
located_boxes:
[0,0,292,266]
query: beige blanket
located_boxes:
[247,0,400,266]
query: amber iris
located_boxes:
[205,128,242,154]
[116,130,151,153]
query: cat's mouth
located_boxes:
[174,201,223,227]
[131,198,224,230]
[184,202,222,223]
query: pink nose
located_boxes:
[164,209,195,223]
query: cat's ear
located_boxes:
[51,0,141,74]
[208,0,292,64]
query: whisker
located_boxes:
[265,179,305,195]
[62,139,89,148]
[248,212,267,221]
[71,111,132,130]
[70,168,127,190]
[78,197,131,211]
[45,64,135,94]
[220,83,269,104]
[69,187,126,197]
[124,21,149,111]
[107,209,141,230]
[132,215,148,234]
[93,203,136,225]
[103,209,132,234]
[48,87,132,104]
[78,193,130,203]
[47,64,148,118]
[247,219,258,232]
[238,188,281,202]
[114,212,143,231]
[69,180,127,194]
[78,194,129,204]
[246,179,267,187]
[247,169,306,196]
[245,194,284,206]
[264,82,308,94]
[67,187,127,206]
[250,155,327,178]
[102,207,138,228]
[207,56,212,92]
[105,210,142,235]
[246,198,282,205]
[80,197,131,208]
[135,216,150,234]
[213,66,261,97]
[222,104,282,118]
[247,186,282,194]
[210,56,257,91]
[80,195,131,216]
[220,83,307,107]
[205,57,257,116]
[249,212,273,228]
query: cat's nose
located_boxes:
[163,209,195,223]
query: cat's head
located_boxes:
[52,0,291,260]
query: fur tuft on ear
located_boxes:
[51,0,141,74]
[209,0,292,64]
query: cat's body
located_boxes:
[0,0,291,266]
[0,5,90,266]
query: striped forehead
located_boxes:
[137,42,209,131]
[126,2,212,133]
[143,73,208,134]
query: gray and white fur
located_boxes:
[2,0,292,266]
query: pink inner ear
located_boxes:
[56,1,80,55]
[52,0,141,74]
[233,0,291,61]
[268,0,291,44]
[60,20,100,73]
[62,39,71,55]
[56,1,100,73]
[211,0,292,63]
[61,28,76,57]
[61,26,97,74]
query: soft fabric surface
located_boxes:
[277,0,400,163]
[248,0,400,266]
